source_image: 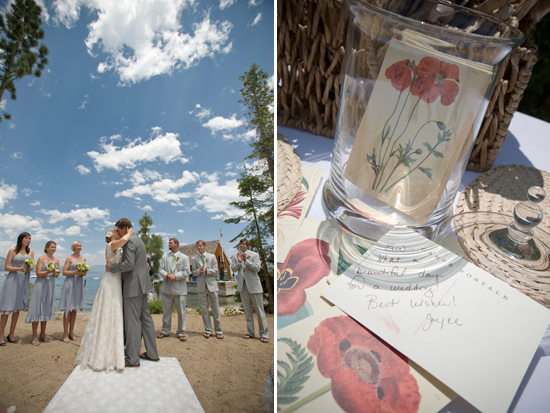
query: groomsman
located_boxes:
[157,238,191,342]
[192,240,223,339]
[231,239,268,343]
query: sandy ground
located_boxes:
[0,310,274,413]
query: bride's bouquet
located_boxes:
[76,262,90,277]
[24,258,35,274]
[47,261,60,277]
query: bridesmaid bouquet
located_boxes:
[76,262,90,276]
[47,261,60,277]
[24,258,35,274]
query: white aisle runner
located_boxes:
[43,357,203,413]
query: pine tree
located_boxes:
[225,167,274,312]
[238,63,274,186]
[138,212,164,298]
[0,0,49,122]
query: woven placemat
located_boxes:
[277,133,302,215]
[455,165,550,307]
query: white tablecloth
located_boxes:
[278,111,550,413]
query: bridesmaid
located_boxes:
[25,241,60,345]
[0,232,35,346]
[59,241,87,343]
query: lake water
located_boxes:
[0,269,235,312]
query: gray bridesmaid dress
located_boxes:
[24,263,56,322]
[58,261,86,314]
[0,254,31,314]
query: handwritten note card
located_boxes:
[322,226,550,413]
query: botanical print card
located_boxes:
[277,306,456,413]
[277,218,341,330]
[322,226,550,413]
[344,38,493,224]
[277,166,324,263]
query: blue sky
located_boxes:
[0,0,274,266]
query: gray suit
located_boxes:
[192,252,222,335]
[231,250,268,339]
[159,251,190,336]
[110,233,158,365]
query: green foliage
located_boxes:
[518,14,550,122]
[233,290,241,303]
[28,281,33,303]
[277,338,314,408]
[148,298,163,314]
[195,307,213,316]
[223,306,243,315]
[0,0,49,122]
[138,212,163,286]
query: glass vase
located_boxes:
[322,0,523,240]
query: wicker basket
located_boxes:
[277,0,541,172]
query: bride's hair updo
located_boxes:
[105,227,117,243]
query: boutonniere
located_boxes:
[118,247,123,255]
[205,257,209,262]
[246,255,251,259]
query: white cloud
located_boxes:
[221,129,255,142]
[38,207,110,227]
[31,200,41,207]
[219,0,235,9]
[130,169,163,185]
[79,95,88,109]
[21,188,36,197]
[115,170,199,204]
[250,12,262,26]
[35,0,50,22]
[76,165,91,175]
[248,0,261,6]
[194,176,242,218]
[202,114,244,135]
[88,128,187,172]
[0,181,17,210]
[142,205,153,211]
[53,225,81,236]
[10,152,22,160]
[191,104,212,120]
[177,229,184,234]
[53,0,232,85]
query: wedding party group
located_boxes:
[0,217,269,371]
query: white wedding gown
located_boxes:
[75,243,125,371]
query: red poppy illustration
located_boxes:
[411,56,460,106]
[277,238,331,317]
[385,59,417,91]
[308,316,421,413]
[278,189,307,219]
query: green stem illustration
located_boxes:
[281,384,332,413]
[371,91,404,190]
[375,97,420,191]
[377,120,442,193]
[383,139,445,194]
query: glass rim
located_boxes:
[346,0,524,45]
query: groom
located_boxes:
[106,218,159,367]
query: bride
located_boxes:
[74,227,133,371]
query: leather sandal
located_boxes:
[203,333,211,339]
[31,337,40,346]
[242,334,254,339]
[179,336,187,342]
[261,337,269,343]
[156,333,169,338]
